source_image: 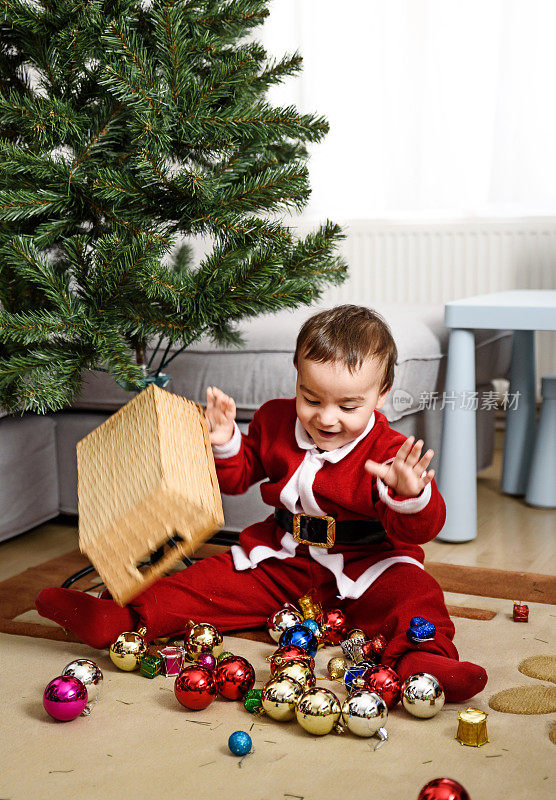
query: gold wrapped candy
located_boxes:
[456,707,489,747]
[297,593,322,621]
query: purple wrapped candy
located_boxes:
[43,675,88,721]
[197,651,217,672]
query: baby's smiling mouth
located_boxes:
[316,429,339,437]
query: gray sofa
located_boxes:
[0,302,512,542]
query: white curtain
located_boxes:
[260,0,556,220]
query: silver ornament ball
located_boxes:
[341,690,388,737]
[267,607,303,643]
[62,659,103,704]
[401,672,445,718]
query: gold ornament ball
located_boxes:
[327,656,349,680]
[261,675,305,721]
[347,628,367,640]
[185,623,224,660]
[296,687,342,735]
[109,631,148,671]
[275,659,316,690]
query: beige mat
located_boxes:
[0,592,554,800]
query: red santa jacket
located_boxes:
[212,399,446,599]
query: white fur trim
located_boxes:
[211,422,242,458]
[231,532,298,570]
[308,550,424,600]
[376,475,432,514]
[280,414,377,516]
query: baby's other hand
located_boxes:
[205,386,236,446]
[364,436,435,498]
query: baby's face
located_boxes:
[295,354,389,451]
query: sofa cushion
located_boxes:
[0,415,59,542]
[71,302,511,422]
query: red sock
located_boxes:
[36,588,138,650]
[396,651,487,703]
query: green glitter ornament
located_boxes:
[243,688,263,715]
[217,651,234,662]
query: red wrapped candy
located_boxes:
[174,666,217,710]
[363,664,401,709]
[214,655,255,700]
[361,633,387,662]
[268,645,315,675]
[417,777,470,800]
[319,608,348,645]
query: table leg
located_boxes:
[437,328,477,542]
[501,330,536,495]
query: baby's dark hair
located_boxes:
[293,304,398,393]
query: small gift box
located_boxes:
[139,654,163,679]
[340,637,365,662]
[159,645,185,677]
[513,601,529,622]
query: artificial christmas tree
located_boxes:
[0,0,347,414]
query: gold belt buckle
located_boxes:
[292,513,336,548]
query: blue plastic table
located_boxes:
[436,290,556,542]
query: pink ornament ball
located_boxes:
[197,651,217,672]
[43,675,88,721]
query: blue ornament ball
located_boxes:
[278,624,318,657]
[228,730,252,756]
[301,619,320,635]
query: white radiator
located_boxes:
[316,218,556,380]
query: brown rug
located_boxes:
[1,549,554,644]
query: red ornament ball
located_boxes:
[361,633,388,661]
[417,778,470,800]
[319,608,348,645]
[363,664,401,709]
[269,645,315,675]
[215,655,256,700]
[174,666,217,710]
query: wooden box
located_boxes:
[77,384,224,605]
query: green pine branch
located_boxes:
[0,0,348,413]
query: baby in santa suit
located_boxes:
[36,304,487,702]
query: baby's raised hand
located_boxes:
[364,436,435,498]
[205,386,236,446]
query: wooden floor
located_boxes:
[0,437,554,584]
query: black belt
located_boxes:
[274,508,386,549]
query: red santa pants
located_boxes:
[130,544,458,665]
